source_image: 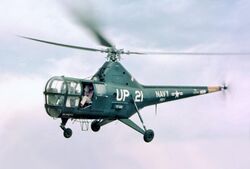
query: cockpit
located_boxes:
[44,76,93,118]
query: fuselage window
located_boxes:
[94,84,106,96]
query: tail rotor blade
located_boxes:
[219,79,232,101]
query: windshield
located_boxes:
[46,78,66,94]
[44,76,83,118]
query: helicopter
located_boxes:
[20,10,249,143]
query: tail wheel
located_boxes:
[91,121,101,132]
[143,129,154,143]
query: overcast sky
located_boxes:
[0,0,250,169]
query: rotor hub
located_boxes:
[104,47,125,62]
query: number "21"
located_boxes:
[135,90,143,102]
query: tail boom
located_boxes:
[141,85,225,107]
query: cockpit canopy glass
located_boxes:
[46,78,66,94]
[44,76,84,118]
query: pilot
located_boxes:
[80,85,94,107]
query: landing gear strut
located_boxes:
[134,101,155,143]
[119,119,155,143]
[119,100,155,143]
[60,118,72,138]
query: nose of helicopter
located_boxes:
[44,75,85,118]
[44,76,66,118]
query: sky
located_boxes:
[0,0,250,169]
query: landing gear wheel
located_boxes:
[91,121,101,132]
[143,129,154,143]
[63,128,72,138]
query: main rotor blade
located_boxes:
[67,5,113,47]
[126,51,250,55]
[83,22,113,47]
[19,36,105,52]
